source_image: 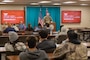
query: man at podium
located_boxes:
[43,13,56,31]
[44,13,52,24]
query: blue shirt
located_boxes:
[3,27,16,33]
[19,24,25,30]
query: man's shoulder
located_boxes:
[19,51,26,57]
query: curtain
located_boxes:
[25,6,60,31]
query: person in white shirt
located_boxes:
[12,24,19,32]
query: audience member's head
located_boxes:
[27,36,37,48]
[67,30,77,39]
[38,23,42,27]
[67,30,80,44]
[8,31,19,43]
[8,23,12,27]
[39,30,48,38]
[20,21,23,24]
[27,24,31,28]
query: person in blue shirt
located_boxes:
[18,21,26,31]
[3,23,16,33]
[34,23,42,32]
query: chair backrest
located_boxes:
[57,35,67,44]
[6,51,21,60]
[18,36,27,43]
[0,37,9,47]
[7,55,19,60]
[47,53,54,60]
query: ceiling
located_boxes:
[0,0,90,6]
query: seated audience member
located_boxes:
[2,22,8,31]
[53,30,88,60]
[18,21,26,31]
[55,25,69,39]
[34,23,42,32]
[19,36,49,60]
[25,23,34,31]
[12,24,19,32]
[3,23,16,33]
[36,30,56,53]
[44,23,51,34]
[5,31,26,51]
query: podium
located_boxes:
[50,22,56,31]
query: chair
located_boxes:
[57,35,67,44]
[47,53,55,60]
[6,51,21,60]
[0,37,9,47]
[18,36,27,43]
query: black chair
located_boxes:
[0,37,9,47]
[6,51,21,60]
[57,35,67,44]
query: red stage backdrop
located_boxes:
[62,11,81,23]
[1,10,25,24]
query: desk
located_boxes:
[0,47,21,60]
[88,51,90,58]
[82,43,90,48]
[0,47,6,60]
[81,29,90,41]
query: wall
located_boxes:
[0,5,90,30]
[0,5,25,31]
[61,6,90,28]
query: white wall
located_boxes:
[61,6,90,28]
[0,5,90,30]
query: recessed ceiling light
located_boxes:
[80,4,88,5]
[80,0,89,1]
[63,1,76,4]
[53,3,61,5]
[0,2,6,4]
[30,3,39,5]
[2,0,14,2]
[39,1,51,3]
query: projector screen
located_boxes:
[1,10,25,24]
[62,11,81,23]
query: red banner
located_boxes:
[1,10,25,24]
[62,11,81,23]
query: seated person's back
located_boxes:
[5,31,26,51]
[25,23,34,31]
[3,23,16,33]
[19,36,49,60]
[36,30,56,53]
[53,30,88,60]
[34,24,42,32]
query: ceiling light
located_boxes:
[0,2,6,4]
[80,0,89,1]
[30,3,39,5]
[80,4,88,5]
[53,3,61,5]
[39,1,51,3]
[63,1,76,4]
[2,0,14,2]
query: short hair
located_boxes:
[39,30,48,38]
[27,36,37,48]
[67,30,78,40]
[38,23,41,26]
